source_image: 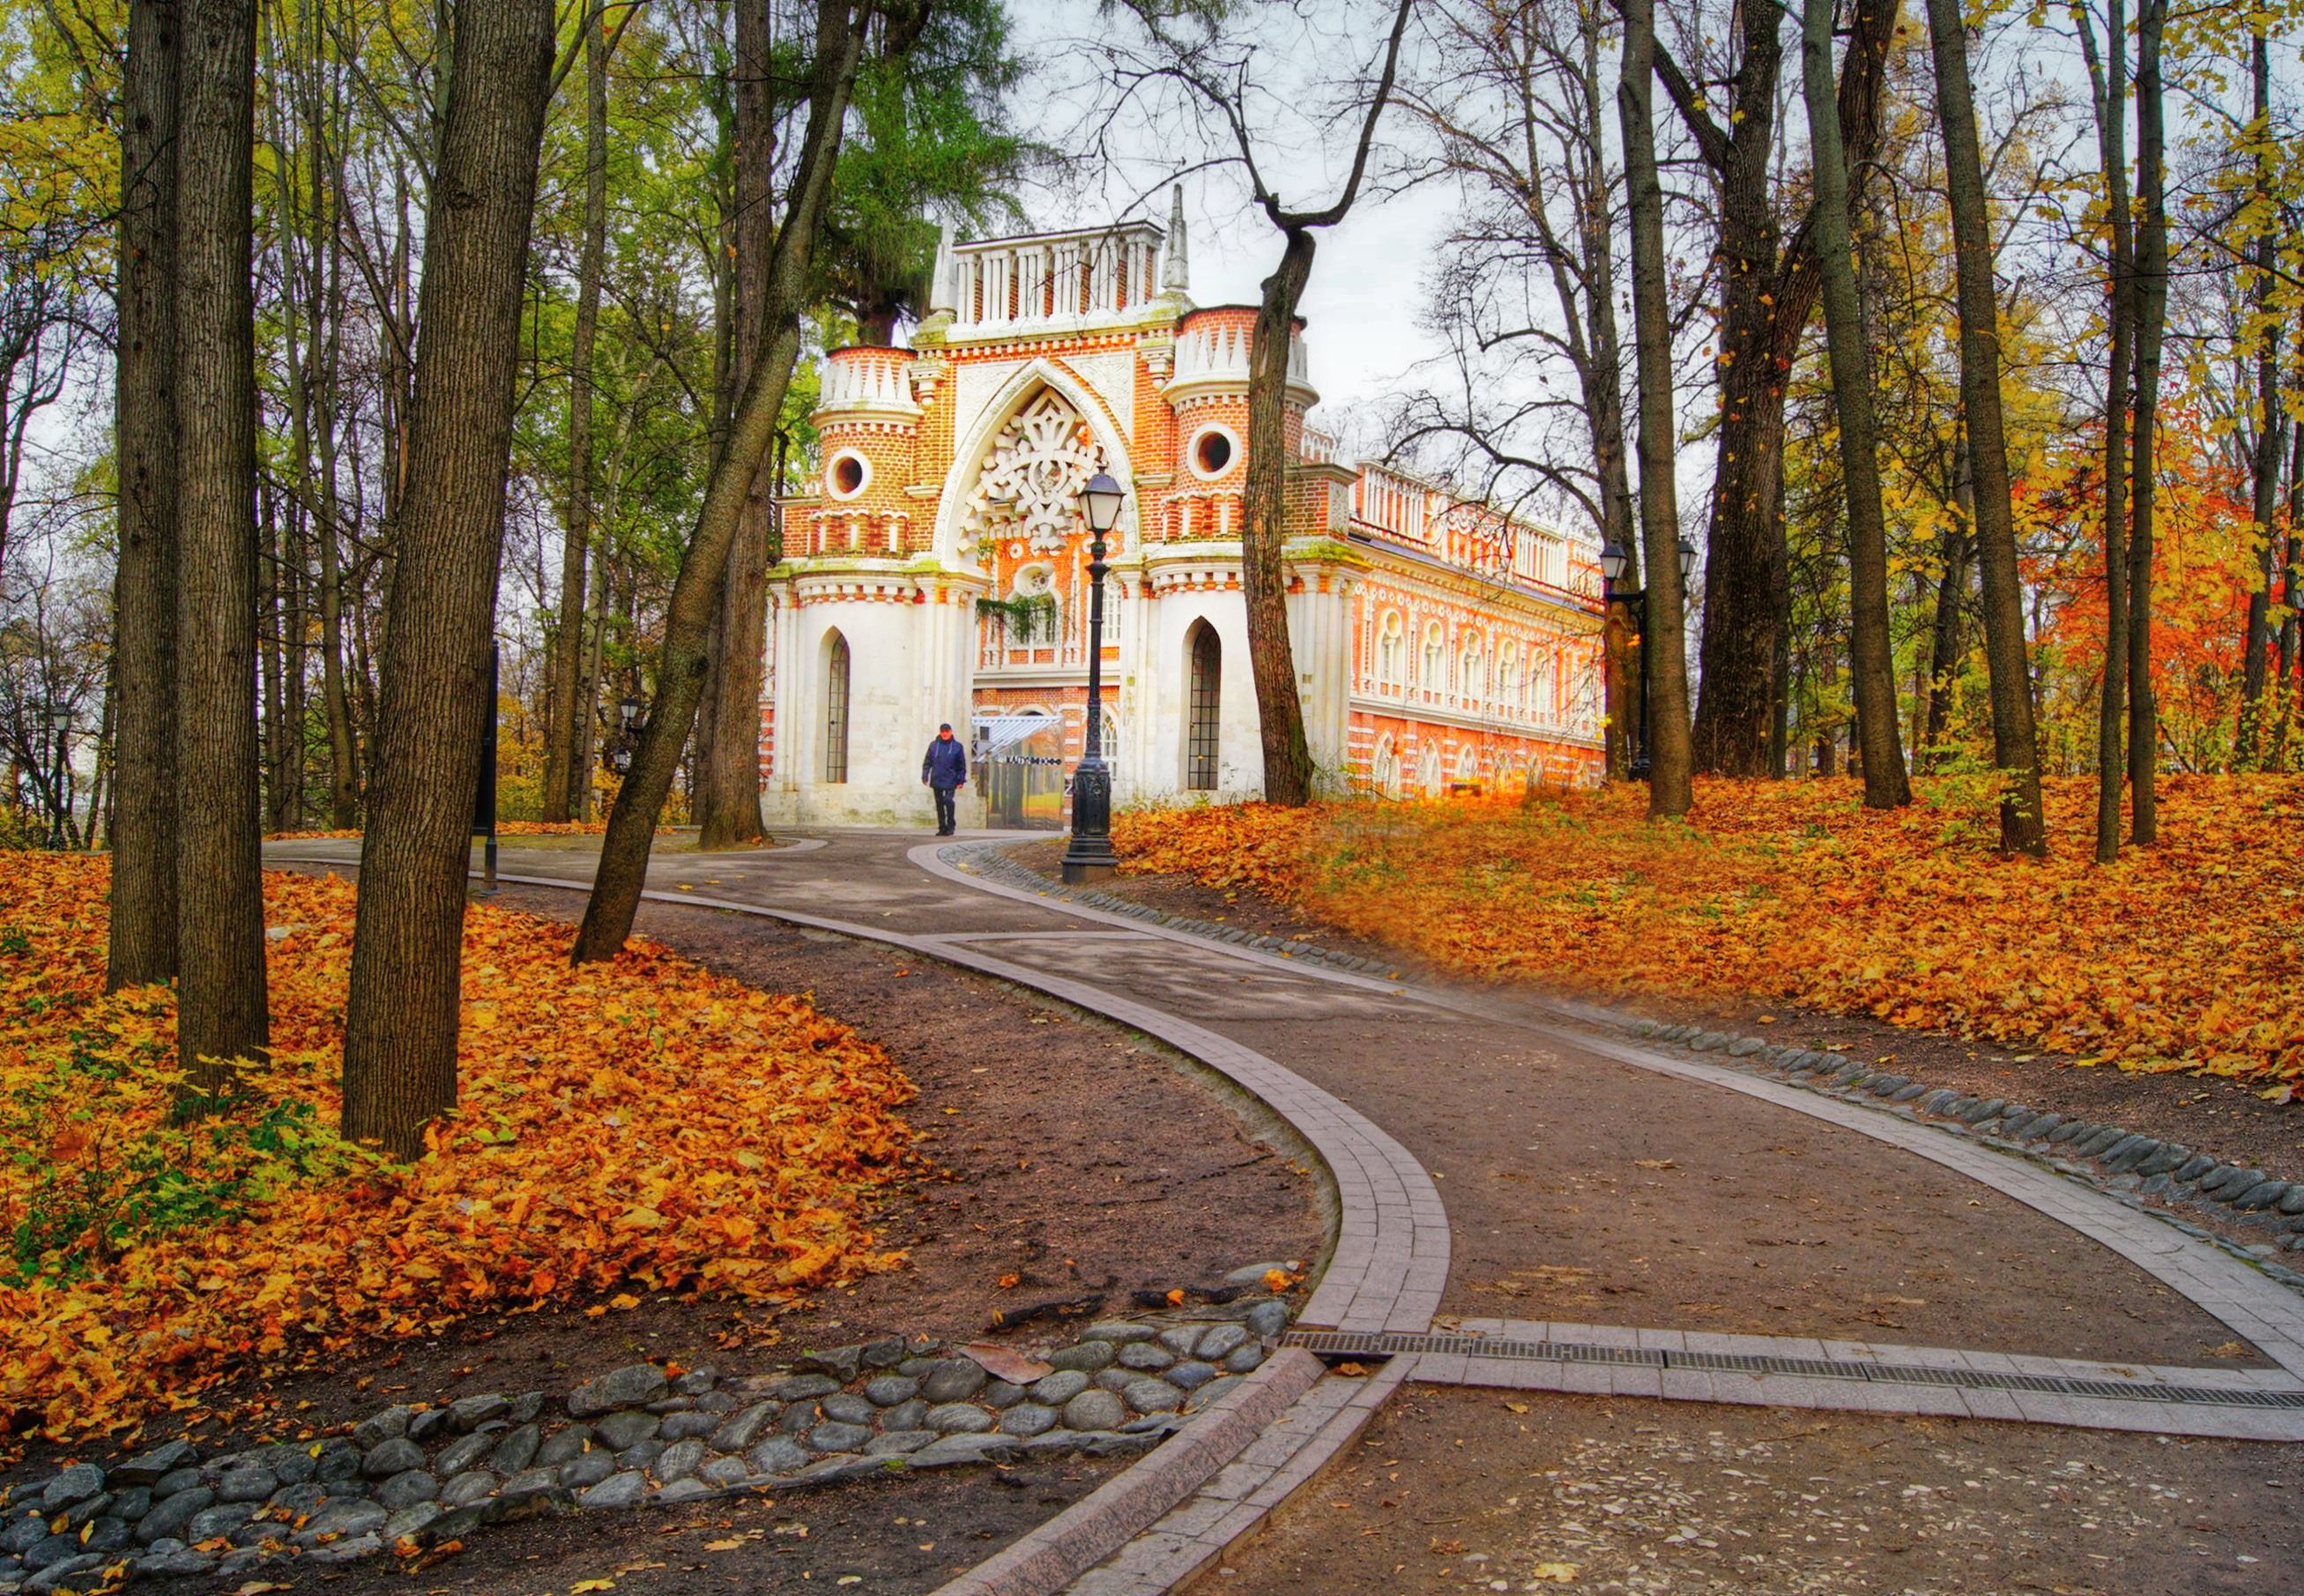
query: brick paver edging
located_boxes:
[928,1349,1321,1596]
[925,842,2304,1382]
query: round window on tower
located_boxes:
[827,449,871,500]
[1188,425,1239,480]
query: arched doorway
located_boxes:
[1186,621,1221,791]
[822,631,851,783]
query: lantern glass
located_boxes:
[1598,541,1629,584]
[1079,471,1126,535]
[1677,536,1698,586]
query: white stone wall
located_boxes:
[762,576,979,828]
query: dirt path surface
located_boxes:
[257,864,1321,1429]
[256,829,2304,1596]
[1191,1383,2299,1595]
[1059,854,2304,1186]
[265,830,2263,1366]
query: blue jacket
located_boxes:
[923,736,969,789]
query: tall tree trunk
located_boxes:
[2237,29,2278,768]
[2125,0,2166,841]
[1660,0,1895,778]
[1241,229,1319,806]
[2074,0,2131,857]
[1619,0,1692,818]
[259,480,286,826]
[109,0,182,991]
[575,0,866,963]
[2278,413,2303,762]
[1803,0,1908,808]
[695,0,777,850]
[1925,0,2045,853]
[174,0,269,1080]
[340,0,554,1159]
[544,0,609,825]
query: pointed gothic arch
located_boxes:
[933,357,1136,566]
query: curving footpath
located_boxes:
[264,829,2304,1595]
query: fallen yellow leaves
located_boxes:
[1114,775,2304,1086]
[0,855,916,1457]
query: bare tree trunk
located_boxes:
[2073,0,2131,857]
[1924,0,2045,853]
[1240,229,1319,805]
[1803,0,1908,808]
[2237,29,2278,768]
[341,0,554,1159]
[575,0,866,963]
[1619,0,1692,818]
[2278,414,2303,763]
[2126,0,2167,840]
[174,0,269,1081]
[695,0,777,850]
[544,0,609,825]
[109,0,182,991]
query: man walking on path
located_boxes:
[922,723,968,835]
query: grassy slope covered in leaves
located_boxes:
[0,856,914,1454]
[1114,775,2304,1086]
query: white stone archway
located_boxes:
[933,357,1139,568]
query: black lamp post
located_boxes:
[1599,536,1697,780]
[1061,470,1126,884]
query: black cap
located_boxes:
[939,723,953,731]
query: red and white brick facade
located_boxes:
[760,198,1602,827]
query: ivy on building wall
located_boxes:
[977,592,1058,643]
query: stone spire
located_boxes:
[1162,183,1190,294]
[927,217,956,315]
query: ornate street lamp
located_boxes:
[1599,536,1697,780]
[611,694,645,776]
[1061,471,1126,884]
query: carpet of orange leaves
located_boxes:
[1114,775,2304,1086]
[0,855,914,1456]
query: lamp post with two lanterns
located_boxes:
[1598,535,1697,780]
[1061,471,1127,884]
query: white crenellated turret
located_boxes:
[814,345,922,419]
[1163,310,1316,406]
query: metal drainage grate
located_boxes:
[1283,1330,2304,1411]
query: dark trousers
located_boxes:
[932,784,958,834]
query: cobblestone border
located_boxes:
[944,843,2304,1305]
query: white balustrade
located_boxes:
[950,223,1166,334]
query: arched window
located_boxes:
[822,631,851,783]
[1460,633,1487,703]
[1375,610,1403,687]
[1186,621,1221,791]
[1417,741,1442,796]
[1498,641,1522,704]
[1371,734,1399,798]
[1532,647,1556,715]
[1421,620,1446,688]
[1455,746,1481,788]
